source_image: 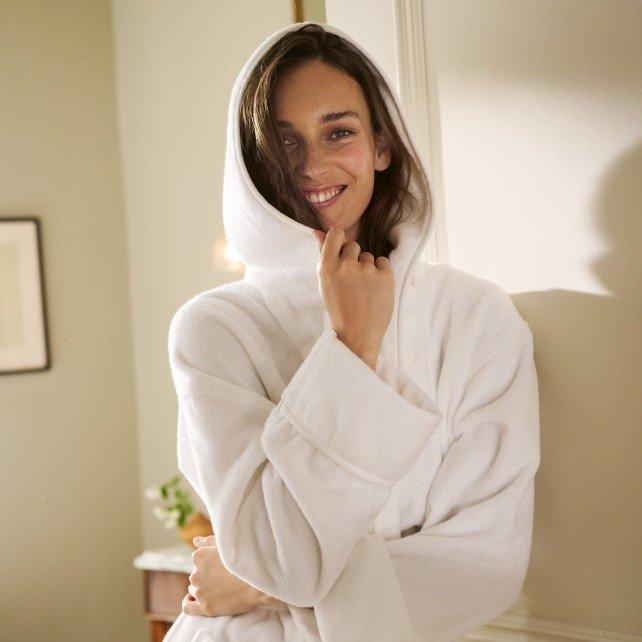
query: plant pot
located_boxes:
[179,511,214,547]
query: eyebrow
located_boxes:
[276,110,361,129]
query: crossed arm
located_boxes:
[168,292,540,637]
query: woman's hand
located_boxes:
[312,225,394,369]
[182,535,288,617]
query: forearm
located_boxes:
[255,588,289,608]
[213,579,287,611]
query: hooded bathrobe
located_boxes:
[163,20,540,642]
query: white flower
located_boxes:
[163,515,178,529]
[145,485,162,500]
[153,506,170,521]
[160,508,181,530]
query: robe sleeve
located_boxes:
[167,298,444,607]
[315,318,541,641]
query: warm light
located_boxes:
[211,233,245,274]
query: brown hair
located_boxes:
[239,23,432,259]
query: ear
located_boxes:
[374,134,391,172]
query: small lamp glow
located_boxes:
[212,233,245,274]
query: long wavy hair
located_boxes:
[239,23,431,259]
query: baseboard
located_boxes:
[462,611,642,641]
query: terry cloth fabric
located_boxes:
[164,19,540,642]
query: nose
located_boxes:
[294,141,330,181]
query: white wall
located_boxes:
[328,0,642,635]
[425,0,641,296]
[325,0,399,90]
[4,1,639,638]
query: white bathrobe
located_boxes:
[164,20,540,642]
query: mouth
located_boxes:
[303,185,347,209]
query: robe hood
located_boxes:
[222,21,437,366]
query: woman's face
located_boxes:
[273,59,390,241]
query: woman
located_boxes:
[164,21,540,642]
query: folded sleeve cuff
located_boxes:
[278,328,444,485]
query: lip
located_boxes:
[304,185,347,209]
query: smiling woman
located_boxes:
[164,19,540,642]
[273,59,390,241]
[238,24,431,255]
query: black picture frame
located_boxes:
[0,216,51,375]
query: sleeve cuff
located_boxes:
[278,328,444,485]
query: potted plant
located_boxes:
[145,475,213,547]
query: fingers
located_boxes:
[311,228,325,250]
[375,255,392,272]
[193,534,217,548]
[340,240,361,260]
[313,225,391,271]
[328,226,346,253]
[319,225,344,268]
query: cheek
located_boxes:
[338,144,375,184]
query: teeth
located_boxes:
[305,186,343,203]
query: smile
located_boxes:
[304,185,347,208]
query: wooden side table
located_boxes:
[133,544,193,641]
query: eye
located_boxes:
[281,129,354,151]
[329,128,354,141]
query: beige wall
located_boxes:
[329,0,642,636]
[5,0,639,639]
[0,1,144,641]
[111,0,293,548]
[423,0,641,633]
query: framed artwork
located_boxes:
[0,217,51,375]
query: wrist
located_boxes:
[246,585,266,607]
[339,339,379,370]
[358,353,378,371]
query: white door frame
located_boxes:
[392,0,448,264]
